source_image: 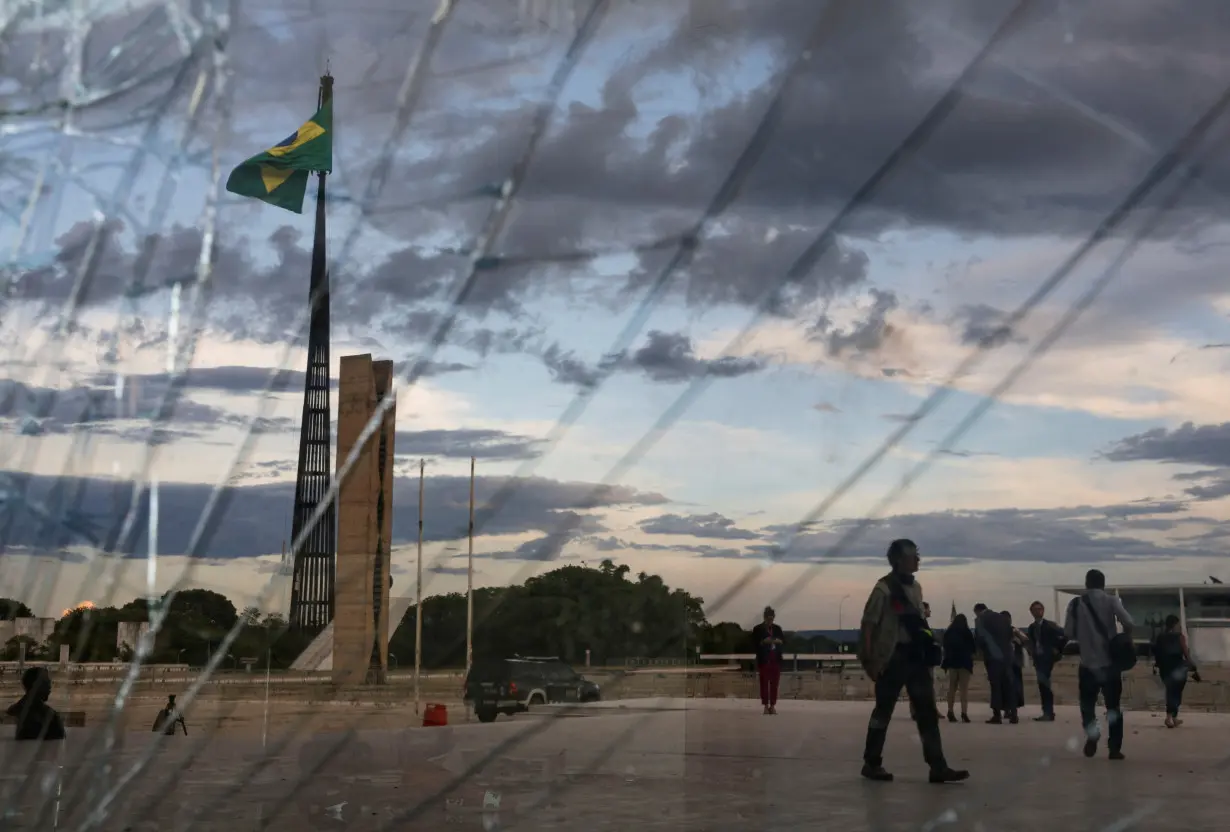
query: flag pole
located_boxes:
[466,455,475,674]
[414,458,424,716]
[289,70,335,632]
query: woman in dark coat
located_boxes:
[750,606,785,715]
[941,614,976,723]
[1003,611,1027,711]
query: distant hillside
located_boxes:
[793,627,947,644]
[792,628,859,643]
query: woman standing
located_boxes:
[1003,611,1028,712]
[751,606,785,715]
[942,614,976,723]
[1153,615,1197,728]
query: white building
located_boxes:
[1053,583,1230,663]
[0,617,56,646]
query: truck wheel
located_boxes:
[476,706,498,723]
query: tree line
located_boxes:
[1,559,839,670]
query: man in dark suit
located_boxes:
[973,603,1017,724]
[1026,601,1066,721]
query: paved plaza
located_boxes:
[0,698,1226,830]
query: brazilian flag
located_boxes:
[225,102,332,214]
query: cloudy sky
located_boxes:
[1,0,1229,630]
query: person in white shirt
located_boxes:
[1062,569,1134,760]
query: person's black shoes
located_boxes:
[947,710,957,723]
[1109,750,1125,761]
[960,712,971,723]
[1033,714,1055,722]
[861,764,894,782]
[986,715,1002,724]
[1008,714,1019,724]
[929,767,970,784]
[1083,737,1098,758]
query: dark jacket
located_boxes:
[941,626,976,671]
[975,610,1013,664]
[750,623,785,665]
[1153,631,1187,674]
[6,697,66,742]
[1026,618,1066,666]
[153,707,187,736]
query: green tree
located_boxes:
[0,598,33,619]
[48,606,121,662]
[2,635,44,660]
[392,560,710,668]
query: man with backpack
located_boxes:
[858,539,968,784]
[1063,569,1134,761]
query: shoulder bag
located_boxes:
[1080,595,1137,673]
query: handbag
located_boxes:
[1080,596,1137,672]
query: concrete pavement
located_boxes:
[0,697,1224,830]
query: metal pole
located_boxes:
[414,459,424,715]
[466,455,475,674]
[262,648,271,750]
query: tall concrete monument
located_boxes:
[332,354,396,685]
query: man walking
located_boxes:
[858,539,968,784]
[1063,569,1133,760]
[973,603,1017,724]
[1026,601,1066,722]
[751,606,784,715]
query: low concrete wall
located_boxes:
[0,663,1224,712]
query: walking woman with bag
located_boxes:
[1153,615,1201,728]
[942,614,975,723]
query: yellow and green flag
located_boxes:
[225,101,332,214]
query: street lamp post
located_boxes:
[838,594,851,631]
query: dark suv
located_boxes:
[464,656,601,723]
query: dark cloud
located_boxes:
[394,428,544,461]
[101,362,472,402]
[748,499,1204,565]
[540,330,764,387]
[1104,422,1230,467]
[479,511,605,561]
[810,289,899,357]
[951,303,1023,348]
[105,366,318,394]
[583,534,748,560]
[1104,422,1230,501]
[638,512,760,540]
[0,377,229,436]
[627,330,763,383]
[618,497,1200,565]
[370,0,1230,249]
[0,469,669,560]
[8,220,549,355]
[427,564,472,576]
[540,343,611,388]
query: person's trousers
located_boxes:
[1034,658,1055,716]
[1078,665,1123,751]
[1012,664,1025,709]
[1162,667,1188,718]
[863,650,947,771]
[758,660,781,706]
[985,660,1016,717]
[946,668,971,713]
